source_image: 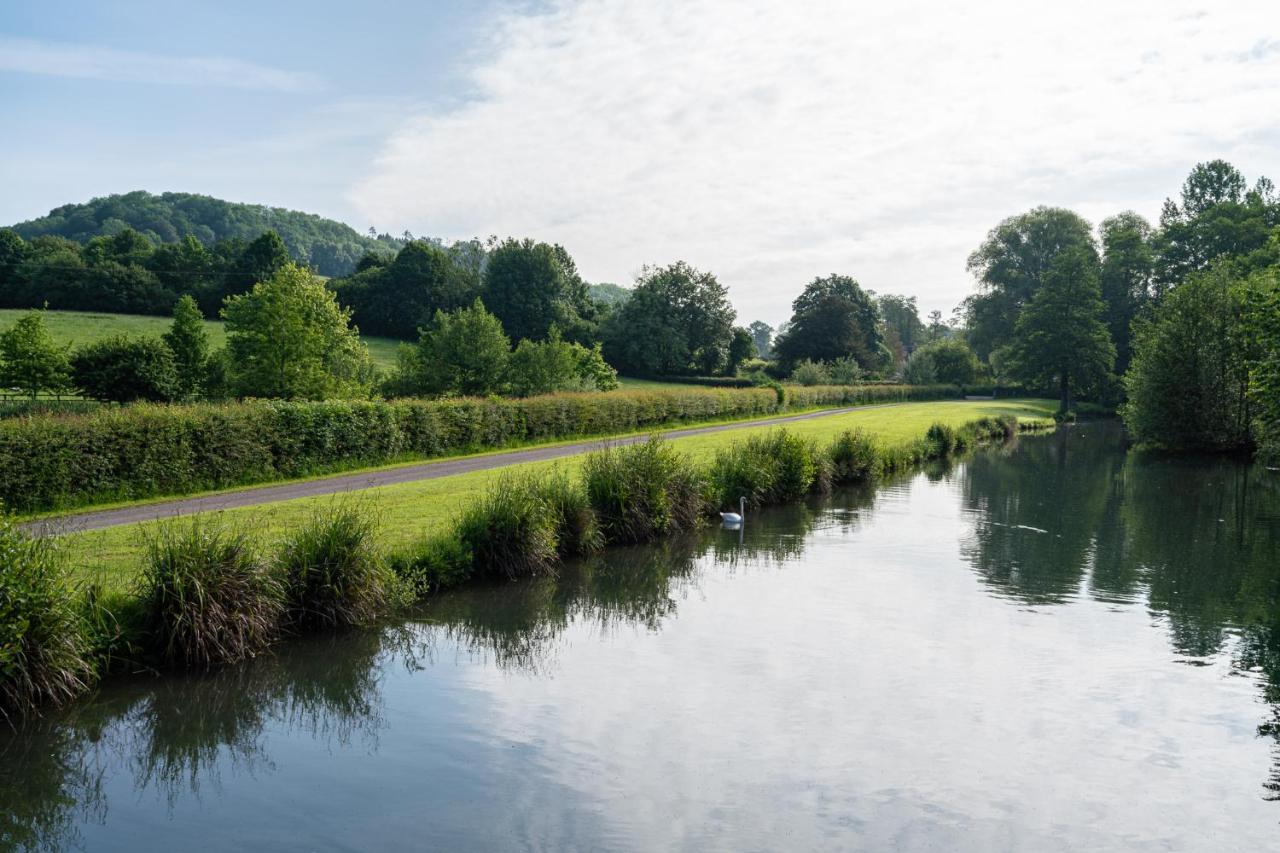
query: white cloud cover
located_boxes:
[0,36,318,92]
[352,0,1280,323]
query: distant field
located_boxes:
[0,309,404,371]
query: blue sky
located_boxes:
[3,1,1279,324]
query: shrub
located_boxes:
[791,359,830,386]
[0,519,95,720]
[828,429,879,484]
[70,334,180,403]
[390,531,474,599]
[925,422,960,455]
[139,520,282,669]
[708,429,820,508]
[826,356,864,385]
[277,505,396,630]
[535,472,604,557]
[456,473,559,580]
[584,437,707,544]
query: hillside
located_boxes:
[0,309,404,371]
[8,191,404,276]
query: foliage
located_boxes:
[0,518,95,721]
[277,504,395,630]
[708,429,821,509]
[726,327,757,375]
[602,261,736,376]
[1241,268,1280,461]
[876,293,926,366]
[1098,211,1155,373]
[910,338,980,385]
[507,330,618,396]
[222,263,373,400]
[963,207,1098,361]
[534,472,604,557]
[390,531,474,599]
[828,429,879,483]
[10,190,399,276]
[826,356,864,385]
[412,299,511,396]
[791,359,830,386]
[584,437,707,544]
[70,334,179,403]
[139,520,283,669]
[163,295,210,400]
[747,321,773,360]
[0,311,72,399]
[331,239,481,339]
[456,472,560,580]
[774,274,884,370]
[1123,264,1255,451]
[903,347,937,385]
[1003,246,1116,411]
[482,238,595,344]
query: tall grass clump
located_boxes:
[139,520,282,669]
[925,422,963,456]
[456,473,559,580]
[828,429,880,484]
[0,519,96,721]
[535,472,604,558]
[584,437,707,544]
[277,505,397,630]
[390,531,474,599]
[708,429,822,508]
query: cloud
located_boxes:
[0,36,319,92]
[351,0,1280,322]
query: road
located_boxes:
[28,402,911,536]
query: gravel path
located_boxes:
[28,402,909,536]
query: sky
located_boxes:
[3,1,1280,326]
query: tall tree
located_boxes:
[964,207,1098,360]
[163,294,210,400]
[0,311,72,400]
[222,264,371,400]
[875,294,925,356]
[482,239,590,343]
[225,231,291,301]
[747,321,773,359]
[1005,247,1115,412]
[726,327,757,374]
[335,240,480,339]
[413,299,511,396]
[602,261,736,376]
[1098,212,1155,373]
[773,275,884,370]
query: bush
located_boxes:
[70,334,180,403]
[535,472,604,557]
[139,520,282,669]
[826,356,864,385]
[277,505,396,630]
[791,359,831,386]
[0,519,95,720]
[708,429,821,508]
[456,473,559,580]
[828,429,879,484]
[925,422,961,455]
[584,437,707,544]
[507,332,618,396]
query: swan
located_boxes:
[720,496,747,525]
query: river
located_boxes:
[3,423,1278,851]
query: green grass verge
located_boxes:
[0,308,404,372]
[63,399,1056,594]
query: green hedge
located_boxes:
[0,385,960,513]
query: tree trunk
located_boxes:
[1059,373,1070,414]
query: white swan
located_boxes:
[720,496,747,525]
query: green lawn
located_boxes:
[0,309,404,372]
[63,398,1057,593]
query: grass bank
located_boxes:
[64,399,1056,592]
[1,399,1056,720]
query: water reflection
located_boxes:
[4,425,1280,850]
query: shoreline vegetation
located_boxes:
[1,403,1055,723]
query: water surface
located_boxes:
[4,423,1279,851]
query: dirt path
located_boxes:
[28,402,910,536]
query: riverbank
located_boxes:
[1,400,1056,722]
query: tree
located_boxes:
[875,294,925,356]
[334,240,481,340]
[773,275,883,370]
[226,230,291,300]
[602,261,735,376]
[1004,247,1115,412]
[924,310,949,344]
[1098,212,1155,373]
[916,338,980,385]
[964,207,1098,360]
[506,329,619,396]
[0,311,71,400]
[1240,267,1280,460]
[1123,264,1254,451]
[163,295,210,399]
[71,335,179,403]
[747,321,773,359]
[726,327,756,374]
[414,300,511,396]
[482,239,590,343]
[222,263,372,400]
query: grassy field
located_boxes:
[0,309,405,372]
[62,398,1057,592]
